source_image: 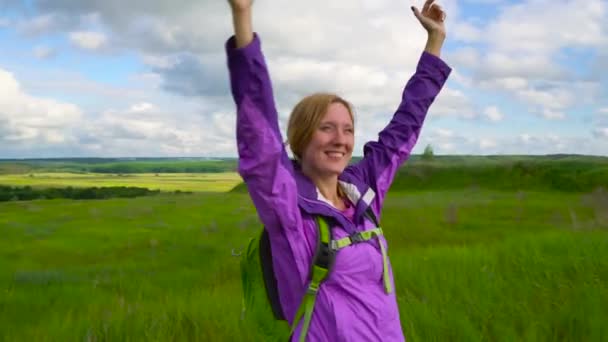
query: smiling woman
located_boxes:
[287,94,355,204]
[226,0,451,341]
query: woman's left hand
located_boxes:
[412,0,447,39]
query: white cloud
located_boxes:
[480,77,523,91]
[483,106,504,122]
[17,14,59,35]
[129,102,156,113]
[0,68,82,145]
[479,79,599,120]
[540,109,566,120]
[452,22,482,43]
[599,108,608,115]
[519,133,532,143]
[433,128,456,138]
[463,0,504,3]
[430,87,478,119]
[270,57,394,112]
[447,0,606,127]
[593,127,608,139]
[448,70,474,88]
[449,47,480,70]
[486,0,605,54]
[479,138,497,149]
[141,55,179,69]
[33,45,56,59]
[1,0,607,157]
[418,130,608,155]
[78,105,237,157]
[69,31,108,50]
[479,52,565,80]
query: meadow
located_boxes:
[0,172,242,193]
[0,157,607,341]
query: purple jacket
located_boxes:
[226,34,451,341]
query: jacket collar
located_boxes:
[291,160,376,233]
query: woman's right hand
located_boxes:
[228,0,253,12]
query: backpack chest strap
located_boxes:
[331,227,393,294]
[330,227,384,250]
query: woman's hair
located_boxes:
[287,93,354,161]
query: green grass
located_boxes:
[1,188,606,341]
[0,172,243,193]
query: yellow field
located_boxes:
[0,172,243,192]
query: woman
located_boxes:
[226,0,451,340]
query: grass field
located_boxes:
[0,172,243,193]
[1,184,607,341]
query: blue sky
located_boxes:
[0,0,607,158]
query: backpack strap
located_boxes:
[330,206,393,295]
[289,207,391,341]
[364,205,380,228]
[290,216,333,342]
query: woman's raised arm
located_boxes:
[345,0,451,206]
[225,1,302,236]
[228,0,254,48]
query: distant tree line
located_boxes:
[0,186,181,202]
[0,160,239,174]
[87,162,235,173]
[389,160,608,192]
[229,157,608,193]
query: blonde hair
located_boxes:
[287,93,354,162]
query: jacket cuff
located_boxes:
[418,51,452,79]
[225,32,262,58]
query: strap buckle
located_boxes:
[307,283,319,295]
[349,233,364,244]
[330,240,339,251]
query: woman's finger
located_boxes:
[422,0,435,15]
[429,4,446,22]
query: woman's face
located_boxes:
[301,102,354,179]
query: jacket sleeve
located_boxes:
[226,34,302,234]
[347,51,451,204]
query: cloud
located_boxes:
[0,68,82,146]
[419,129,608,155]
[449,0,606,124]
[462,0,504,3]
[479,138,497,149]
[17,14,59,35]
[153,53,229,98]
[479,78,599,120]
[449,48,480,71]
[483,106,504,122]
[486,0,605,54]
[429,87,478,119]
[0,66,235,157]
[0,18,10,28]
[1,0,606,157]
[452,22,482,43]
[33,45,56,59]
[76,104,238,157]
[593,127,608,139]
[69,31,108,50]
[15,13,85,36]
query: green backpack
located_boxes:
[239,211,390,342]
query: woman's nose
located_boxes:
[333,130,348,144]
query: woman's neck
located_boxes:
[304,171,344,209]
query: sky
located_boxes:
[0,0,607,158]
